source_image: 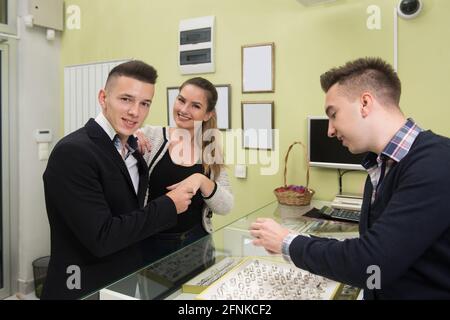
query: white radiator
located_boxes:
[63,59,128,135]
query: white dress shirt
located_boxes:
[95,113,139,194]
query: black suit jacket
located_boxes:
[41,119,177,300]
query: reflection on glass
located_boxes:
[137,236,216,299]
[0,0,7,25]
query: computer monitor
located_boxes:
[308,116,366,171]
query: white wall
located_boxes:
[14,0,61,294]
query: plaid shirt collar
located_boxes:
[362,118,423,203]
[362,118,423,169]
[95,113,138,160]
[113,135,137,160]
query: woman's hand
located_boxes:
[166,173,204,195]
[134,130,151,154]
[167,173,215,197]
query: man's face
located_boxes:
[99,76,154,141]
[324,84,368,154]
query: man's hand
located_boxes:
[250,218,290,254]
[166,185,195,214]
[134,130,151,154]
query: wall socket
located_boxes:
[234,165,247,179]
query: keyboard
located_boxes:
[319,206,361,223]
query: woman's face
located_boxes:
[173,84,211,131]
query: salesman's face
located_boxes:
[324,84,369,154]
[98,76,154,141]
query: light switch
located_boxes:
[234,165,247,179]
[36,129,53,161]
[38,143,49,161]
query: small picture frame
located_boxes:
[241,43,275,93]
[166,84,231,130]
[215,84,231,130]
[241,101,274,150]
[166,87,179,127]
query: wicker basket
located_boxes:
[274,141,315,206]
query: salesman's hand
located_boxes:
[166,185,195,214]
[134,130,151,154]
[250,218,290,254]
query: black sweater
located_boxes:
[289,131,450,299]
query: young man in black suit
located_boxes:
[250,57,450,299]
[42,60,194,299]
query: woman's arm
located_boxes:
[202,169,234,215]
[166,169,234,215]
[166,173,215,197]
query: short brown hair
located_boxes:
[106,60,158,88]
[320,57,401,106]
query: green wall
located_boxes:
[61,0,450,229]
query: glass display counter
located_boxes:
[85,200,361,300]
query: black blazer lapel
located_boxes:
[85,119,136,193]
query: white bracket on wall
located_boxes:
[23,15,34,27]
[23,14,57,41]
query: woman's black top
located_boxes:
[148,134,204,233]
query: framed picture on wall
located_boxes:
[241,101,274,150]
[167,85,231,130]
[166,87,179,127]
[241,43,275,93]
[215,84,231,130]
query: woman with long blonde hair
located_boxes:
[136,77,233,266]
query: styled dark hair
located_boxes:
[179,77,223,179]
[320,57,401,106]
[106,60,158,88]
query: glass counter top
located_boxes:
[84,200,360,300]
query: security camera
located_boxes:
[397,0,423,19]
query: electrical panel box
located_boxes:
[179,16,215,75]
[29,0,64,31]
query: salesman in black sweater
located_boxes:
[42,60,194,299]
[251,57,450,299]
